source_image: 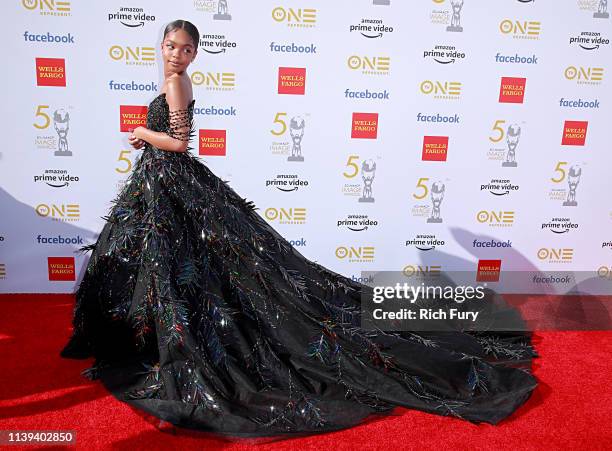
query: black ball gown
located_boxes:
[60,92,538,437]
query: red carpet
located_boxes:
[0,294,610,450]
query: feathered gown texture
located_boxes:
[60,93,538,437]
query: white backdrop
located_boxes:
[1,0,611,294]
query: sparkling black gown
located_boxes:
[60,92,538,437]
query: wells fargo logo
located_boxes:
[335,246,375,262]
[272,7,317,27]
[537,248,574,263]
[264,207,307,224]
[278,67,306,95]
[36,58,65,87]
[562,120,588,146]
[119,105,147,132]
[199,129,227,156]
[499,19,541,39]
[564,66,604,84]
[48,256,75,281]
[499,77,527,103]
[0,263,6,279]
[22,0,71,16]
[347,56,390,75]
[420,80,462,100]
[351,113,379,139]
[476,259,502,282]
[36,203,80,222]
[109,45,155,65]
[402,264,442,278]
[422,136,449,161]
[476,210,515,227]
[192,71,236,91]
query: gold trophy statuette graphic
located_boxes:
[54,109,71,157]
[594,0,609,18]
[214,0,232,20]
[427,181,445,223]
[447,0,464,32]
[503,123,520,167]
[359,159,376,203]
[288,116,305,162]
[563,165,581,207]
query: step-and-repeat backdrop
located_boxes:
[1,0,611,294]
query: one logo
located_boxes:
[499,77,527,103]
[569,31,610,50]
[422,136,449,162]
[214,0,232,20]
[270,112,310,158]
[351,113,379,139]
[350,17,394,38]
[107,6,156,27]
[423,45,466,64]
[347,55,390,75]
[22,0,71,16]
[23,31,74,44]
[265,208,307,224]
[37,234,84,245]
[476,210,515,227]
[561,121,588,146]
[36,203,80,222]
[289,238,307,247]
[272,7,317,27]
[194,105,237,116]
[201,34,238,54]
[199,129,227,156]
[48,256,75,281]
[109,45,155,66]
[119,105,147,132]
[476,260,502,282]
[36,57,66,87]
[402,265,442,278]
[192,71,236,91]
[420,80,462,100]
[34,169,79,188]
[499,19,541,39]
[564,66,604,85]
[541,217,579,234]
[278,67,306,95]
[537,248,574,263]
[335,246,375,262]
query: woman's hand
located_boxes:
[128,127,146,149]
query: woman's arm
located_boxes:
[132,79,193,153]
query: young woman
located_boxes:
[60,20,538,437]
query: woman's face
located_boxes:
[161,29,197,74]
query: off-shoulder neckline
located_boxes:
[156,92,195,107]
